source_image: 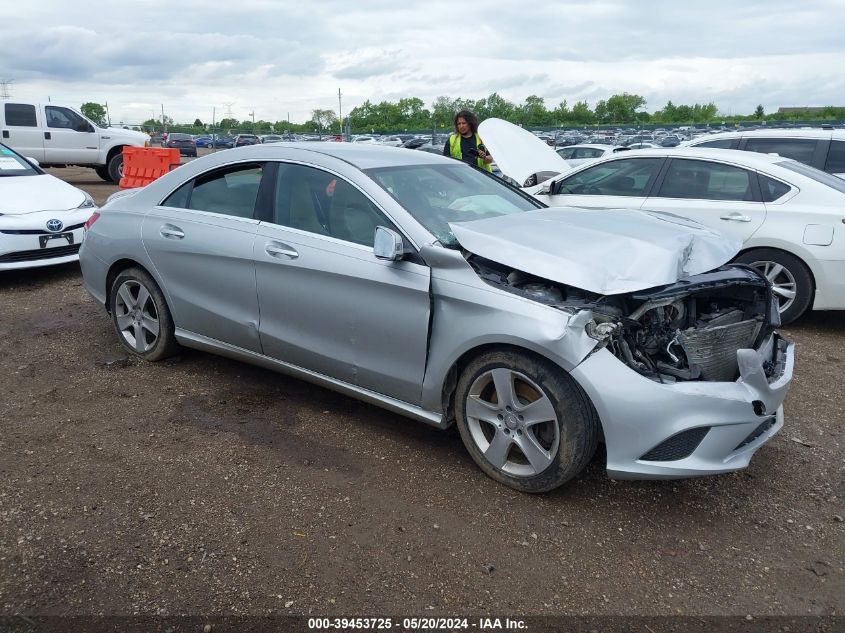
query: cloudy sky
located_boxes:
[2,0,844,126]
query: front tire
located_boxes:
[733,248,813,324]
[106,152,124,183]
[455,350,599,493]
[109,268,180,361]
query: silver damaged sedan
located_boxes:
[79,144,794,492]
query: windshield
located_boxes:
[776,160,845,194]
[0,144,40,177]
[365,164,543,246]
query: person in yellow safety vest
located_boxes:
[442,110,493,172]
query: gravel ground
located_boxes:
[0,163,843,619]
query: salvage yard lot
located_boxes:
[0,163,843,616]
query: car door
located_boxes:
[642,158,766,243]
[2,103,45,162]
[543,156,665,210]
[141,162,265,352]
[42,105,99,163]
[254,162,431,405]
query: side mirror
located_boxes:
[25,156,40,167]
[373,226,404,261]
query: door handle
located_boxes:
[719,213,751,222]
[265,243,299,259]
[1,130,8,139]
[159,225,185,239]
[44,132,51,140]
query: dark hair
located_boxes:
[453,110,479,134]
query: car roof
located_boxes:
[688,128,842,142]
[611,146,795,167]
[562,144,622,150]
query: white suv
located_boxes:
[684,128,845,179]
[1,101,150,183]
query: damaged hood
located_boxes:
[449,207,742,295]
[478,118,571,186]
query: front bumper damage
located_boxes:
[571,333,794,479]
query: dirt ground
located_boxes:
[1,163,843,620]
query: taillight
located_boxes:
[84,212,100,232]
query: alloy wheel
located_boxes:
[465,368,560,477]
[114,280,160,353]
[750,260,797,315]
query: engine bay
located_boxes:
[468,255,777,383]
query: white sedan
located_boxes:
[556,143,631,166]
[0,143,97,270]
[480,119,845,324]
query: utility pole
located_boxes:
[249,110,255,132]
[105,101,111,127]
[338,88,343,135]
[0,79,13,100]
[161,104,167,132]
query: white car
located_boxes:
[480,119,845,324]
[683,128,845,179]
[0,143,96,270]
[556,143,631,167]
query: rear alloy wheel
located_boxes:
[734,249,813,324]
[109,268,179,361]
[455,350,599,493]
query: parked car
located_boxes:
[213,136,234,148]
[164,133,197,157]
[556,144,631,167]
[194,136,214,148]
[480,119,845,323]
[0,142,97,270]
[0,101,150,183]
[234,134,260,147]
[79,143,793,493]
[683,128,845,179]
[260,135,284,144]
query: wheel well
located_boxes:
[105,259,151,313]
[440,343,604,440]
[106,146,126,164]
[735,245,816,306]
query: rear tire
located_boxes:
[733,248,813,324]
[455,349,599,493]
[109,267,180,361]
[106,152,124,183]
[94,165,111,181]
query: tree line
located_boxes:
[80,94,845,135]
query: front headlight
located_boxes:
[77,192,96,209]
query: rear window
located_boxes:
[777,160,845,194]
[4,103,37,127]
[168,133,192,141]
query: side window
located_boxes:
[744,137,818,165]
[45,106,88,130]
[273,163,395,246]
[758,174,791,202]
[161,182,192,208]
[697,138,738,149]
[557,158,663,196]
[4,103,37,127]
[165,163,263,218]
[824,140,845,174]
[557,147,576,159]
[658,159,754,201]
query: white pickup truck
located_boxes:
[0,101,150,183]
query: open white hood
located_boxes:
[450,207,742,295]
[478,118,572,186]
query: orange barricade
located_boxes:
[119,147,181,189]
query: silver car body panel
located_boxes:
[449,207,742,295]
[79,143,795,482]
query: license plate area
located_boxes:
[39,232,74,248]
